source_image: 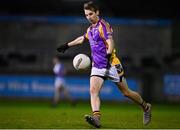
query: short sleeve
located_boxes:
[84,27,90,40]
[99,19,113,40]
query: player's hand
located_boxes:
[57,43,69,53]
[106,53,112,69]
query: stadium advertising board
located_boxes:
[0,75,140,101]
[164,75,180,101]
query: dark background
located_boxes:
[0,0,179,19]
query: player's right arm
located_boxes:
[67,36,85,47]
[57,35,85,53]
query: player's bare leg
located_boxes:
[85,76,103,128]
[90,76,103,112]
[116,77,151,125]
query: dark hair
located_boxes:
[84,1,99,12]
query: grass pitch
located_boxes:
[0,99,180,129]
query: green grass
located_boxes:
[0,99,180,129]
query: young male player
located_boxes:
[57,1,151,128]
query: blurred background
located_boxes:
[0,0,180,103]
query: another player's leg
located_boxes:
[85,76,104,128]
[116,77,151,125]
[53,86,61,106]
[62,86,77,106]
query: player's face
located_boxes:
[53,58,58,64]
[84,9,99,24]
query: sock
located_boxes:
[93,111,101,119]
[141,101,149,111]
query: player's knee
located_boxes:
[90,87,98,95]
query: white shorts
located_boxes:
[54,77,65,88]
[91,64,124,83]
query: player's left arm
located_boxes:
[106,37,114,55]
[99,20,114,55]
[99,20,114,64]
[105,36,115,67]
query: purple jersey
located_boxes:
[84,19,115,69]
[53,63,64,78]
